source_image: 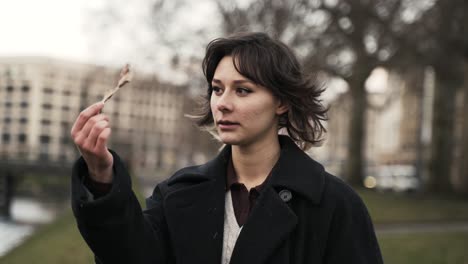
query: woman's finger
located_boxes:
[95,127,112,153]
[78,114,109,140]
[87,120,110,150]
[70,102,104,137]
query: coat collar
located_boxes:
[265,135,325,204]
[168,134,326,204]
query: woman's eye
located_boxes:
[212,86,222,94]
[237,88,251,95]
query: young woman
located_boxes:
[70,32,383,264]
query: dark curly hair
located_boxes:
[189,32,328,151]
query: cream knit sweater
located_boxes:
[221,190,243,264]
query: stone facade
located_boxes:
[0,57,218,180]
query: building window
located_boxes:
[39,135,50,144]
[59,154,68,161]
[2,133,10,143]
[3,117,11,124]
[41,119,51,125]
[62,105,70,111]
[6,86,14,92]
[60,137,71,145]
[20,101,29,108]
[21,85,30,92]
[5,102,12,108]
[42,103,53,109]
[43,87,54,94]
[19,117,28,124]
[63,90,71,96]
[39,153,49,161]
[18,134,27,143]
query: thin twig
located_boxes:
[102,64,133,103]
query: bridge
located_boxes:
[0,158,73,219]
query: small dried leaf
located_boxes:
[102,64,133,103]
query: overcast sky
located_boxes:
[0,0,98,62]
[0,0,151,68]
[0,0,223,83]
[0,0,218,63]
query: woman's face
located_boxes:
[210,56,287,146]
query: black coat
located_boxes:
[71,135,383,264]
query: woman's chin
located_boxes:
[218,134,243,145]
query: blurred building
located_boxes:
[313,67,466,186]
[0,57,218,181]
[312,69,429,177]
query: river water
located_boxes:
[0,197,57,257]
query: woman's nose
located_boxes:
[216,92,232,112]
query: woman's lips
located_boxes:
[218,122,239,130]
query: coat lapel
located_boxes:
[229,135,326,264]
[229,186,298,264]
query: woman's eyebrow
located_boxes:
[212,78,253,84]
[233,79,252,84]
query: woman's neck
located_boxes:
[231,135,281,190]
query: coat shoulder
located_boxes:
[151,161,214,198]
[321,172,369,213]
[319,172,383,263]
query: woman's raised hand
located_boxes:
[71,102,114,183]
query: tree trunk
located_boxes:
[456,68,468,195]
[345,75,368,186]
[427,71,459,193]
[403,67,426,182]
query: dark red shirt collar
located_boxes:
[225,154,272,226]
[226,154,270,192]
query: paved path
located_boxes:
[375,222,468,234]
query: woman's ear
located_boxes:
[276,99,289,115]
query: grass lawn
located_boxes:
[0,211,94,264]
[378,232,468,264]
[0,175,146,264]
[357,188,468,224]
